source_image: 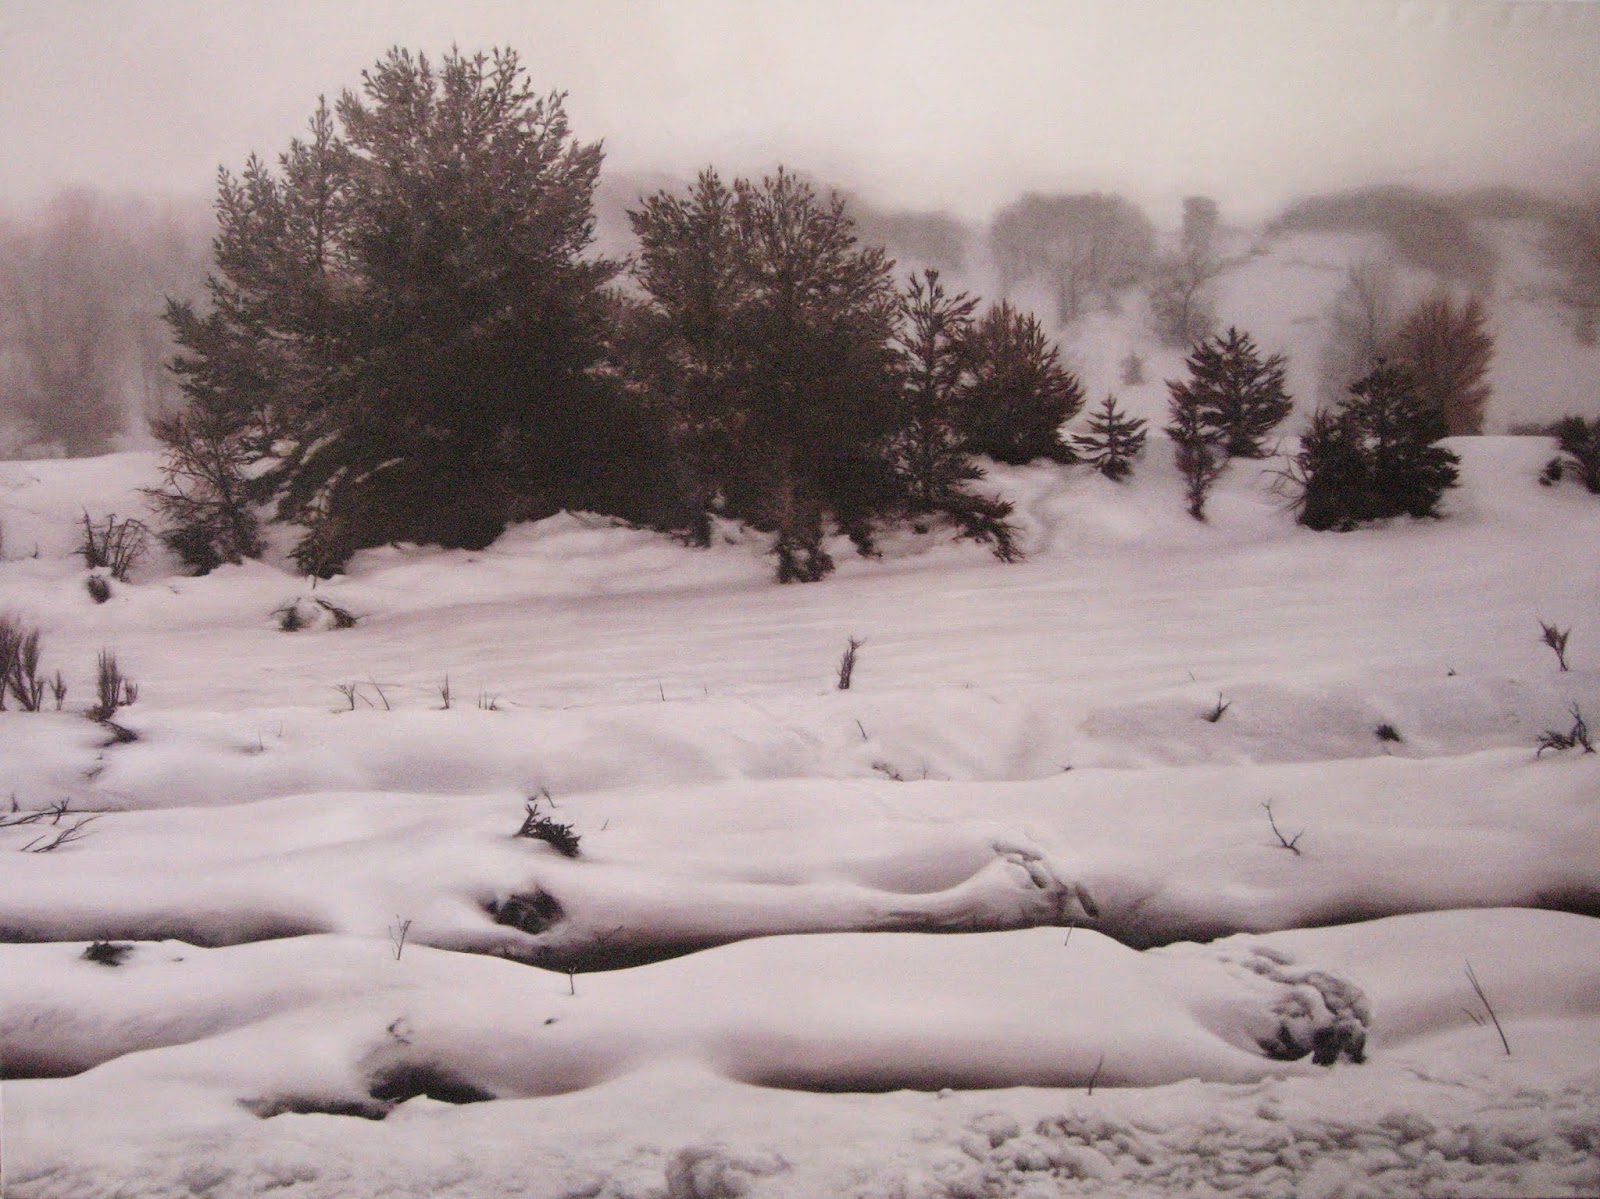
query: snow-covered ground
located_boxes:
[2,421,1598,1198]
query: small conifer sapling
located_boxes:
[1073,394,1148,481]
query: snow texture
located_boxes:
[3,231,1600,1197]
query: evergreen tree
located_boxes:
[1166,326,1292,458]
[142,398,264,574]
[1353,361,1462,518]
[886,269,1019,561]
[1390,290,1493,437]
[629,169,901,582]
[1542,415,1600,493]
[1285,360,1460,530]
[160,49,666,575]
[959,302,1084,464]
[1073,394,1148,481]
[889,269,979,510]
[1288,406,1372,532]
[1167,387,1226,520]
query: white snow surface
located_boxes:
[2,425,1599,1197]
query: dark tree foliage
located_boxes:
[887,270,1019,561]
[959,302,1084,465]
[890,269,980,511]
[161,48,674,575]
[1390,291,1494,437]
[1288,407,1372,532]
[1286,360,1461,531]
[1166,326,1293,459]
[1073,394,1148,481]
[1541,415,1600,493]
[142,403,264,573]
[629,169,902,582]
[1166,387,1226,521]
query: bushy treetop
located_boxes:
[1165,326,1292,459]
[162,47,667,575]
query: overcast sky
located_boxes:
[3,0,1598,223]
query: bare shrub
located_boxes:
[837,636,863,690]
[89,650,137,723]
[0,615,50,712]
[389,917,413,961]
[315,598,359,629]
[78,513,149,582]
[1540,621,1571,672]
[1261,800,1304,855]
[1537,703,1594,756]
[274,597,359,632]
[516,793,581,857]
[1464,961,1511,1055]
[82,941,133,966]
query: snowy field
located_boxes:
[3,226,1600,1198]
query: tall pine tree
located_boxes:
[886,270,1019,561]
[629,169,902,582]
[160,49,664,575]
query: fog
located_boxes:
[3,0,1598,222]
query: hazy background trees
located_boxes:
[1148,195,1222,347]
[1541,198,1600,344]
[1318,261,1494,438]
[1389,292,1494,438]
[1319,260,1399,409]
[1269,185,1500,293]
[989,192,1156,325]
[0,189,208,457]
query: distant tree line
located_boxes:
[0,190,209,456]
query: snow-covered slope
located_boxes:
[2,432,1598,1198]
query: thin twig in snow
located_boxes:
[1086,1054,1105,1096]
[1465,960,1511,1055]
[1262,800,1304,855]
